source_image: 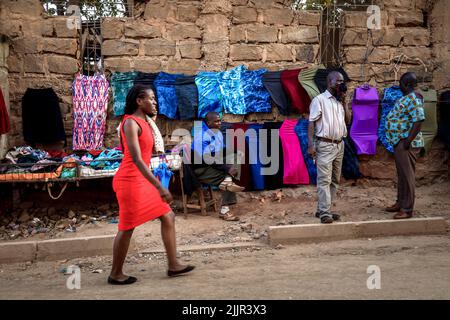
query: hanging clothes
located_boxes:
[247,123,265,190]
[72,74,110,151]
[262,122,284,190]
[438,90,450,150]
[195,71,222,119]
[242,68,271,113]
[230,123,253,190]
[280,68,311,114]
[279,119,310,185]
[153,162,173,189]
[111,72,138,116]
[298,64,326,100]
[263,71,291,115]
[133,72,158,92]
[0,88,10,135]
[218,65,247,115]
[349,85,379,155]
[379,85,403,153]
[418,88,438,154]
[175,75,198,120]
[22,88,66,145]
[294,118,317,185]
[342,136,362,180]
[154,72,183,119]
[313,67,350,94]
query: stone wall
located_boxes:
[1,0,449,182]
[0,0,80,149]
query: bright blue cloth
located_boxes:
[247,123,265,190]
[195,72,222,118]
[242,68,271,113]
[153,162,173,189]
[90,149,123,170]
[218,66,247,115]
[154,72,183,119]
[379,86,403,153]
[386,92,425,148]
[111,72,138,116]
[294,118,317,185]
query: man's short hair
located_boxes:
[327,71,343,85]
[400,72,418,90]
[205,111,219,122]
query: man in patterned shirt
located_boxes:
[385,72,425,219]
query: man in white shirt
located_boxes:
[308,71,351,223]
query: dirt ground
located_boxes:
[2,179,450,251]
[1,235,449,299]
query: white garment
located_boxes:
[117,116,165,153]
[309,90,347,141]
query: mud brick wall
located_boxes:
[1,0,449,182]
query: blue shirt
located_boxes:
[191,121,225,166]
[385,92,425,148]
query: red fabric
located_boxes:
[0,88,10,135]
[113,115,170,231]
[280,69,311,114]
[88,150,103,157]
[47,150,68,159]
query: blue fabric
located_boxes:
[153,162,173,189]
[294,118,317,185]
[90,149,123,170]
[386,92,425,148]
[111,72,138,116]
[242,68,271,113]
[175,75,198,120]
[342,136,362,180]
[379,86,403,153]
[154,72,183,119]
[218,66,246,115]
[195,72,222,118]
[247,123,265,190]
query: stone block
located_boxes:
[230,44,263,61]
[0,241,37,264]
[6,0,43,17]
[201,0,232,14]
[197,14,229,43]
[393,10,423,27]
[294,10,321,26]
[342,28,369,46]
[281,26,319,44]
[124,22,161,38]
[53,17,79,38]
[165,58,200,74]
[11,36,43,54]
[372,28,403,46]
[144,2,177,21]
[402,28,430,46]
[263,8,294,26]
[265,44,293,61]
[177,5,200,22]
[166,24,202,40]
[102,18,125,39]
[247,25,278,43]
[47,56,79,75]
[346,47,390,64]
[104,57,132,72]
[102,39,139,56]
[201,42,229,70]
[295,44,317,63]
[23,54,46,74]
[230,25,246,43]
[179,40,202,59]
[143,38,176,56]
[7,55,23,73]
[43,38,78,56]
[232,7,258,24]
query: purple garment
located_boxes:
[350,85,379,155]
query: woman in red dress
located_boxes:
[108,84,194,285]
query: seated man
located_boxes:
[191,112,244,221]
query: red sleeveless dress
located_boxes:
[113,115,171,231]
